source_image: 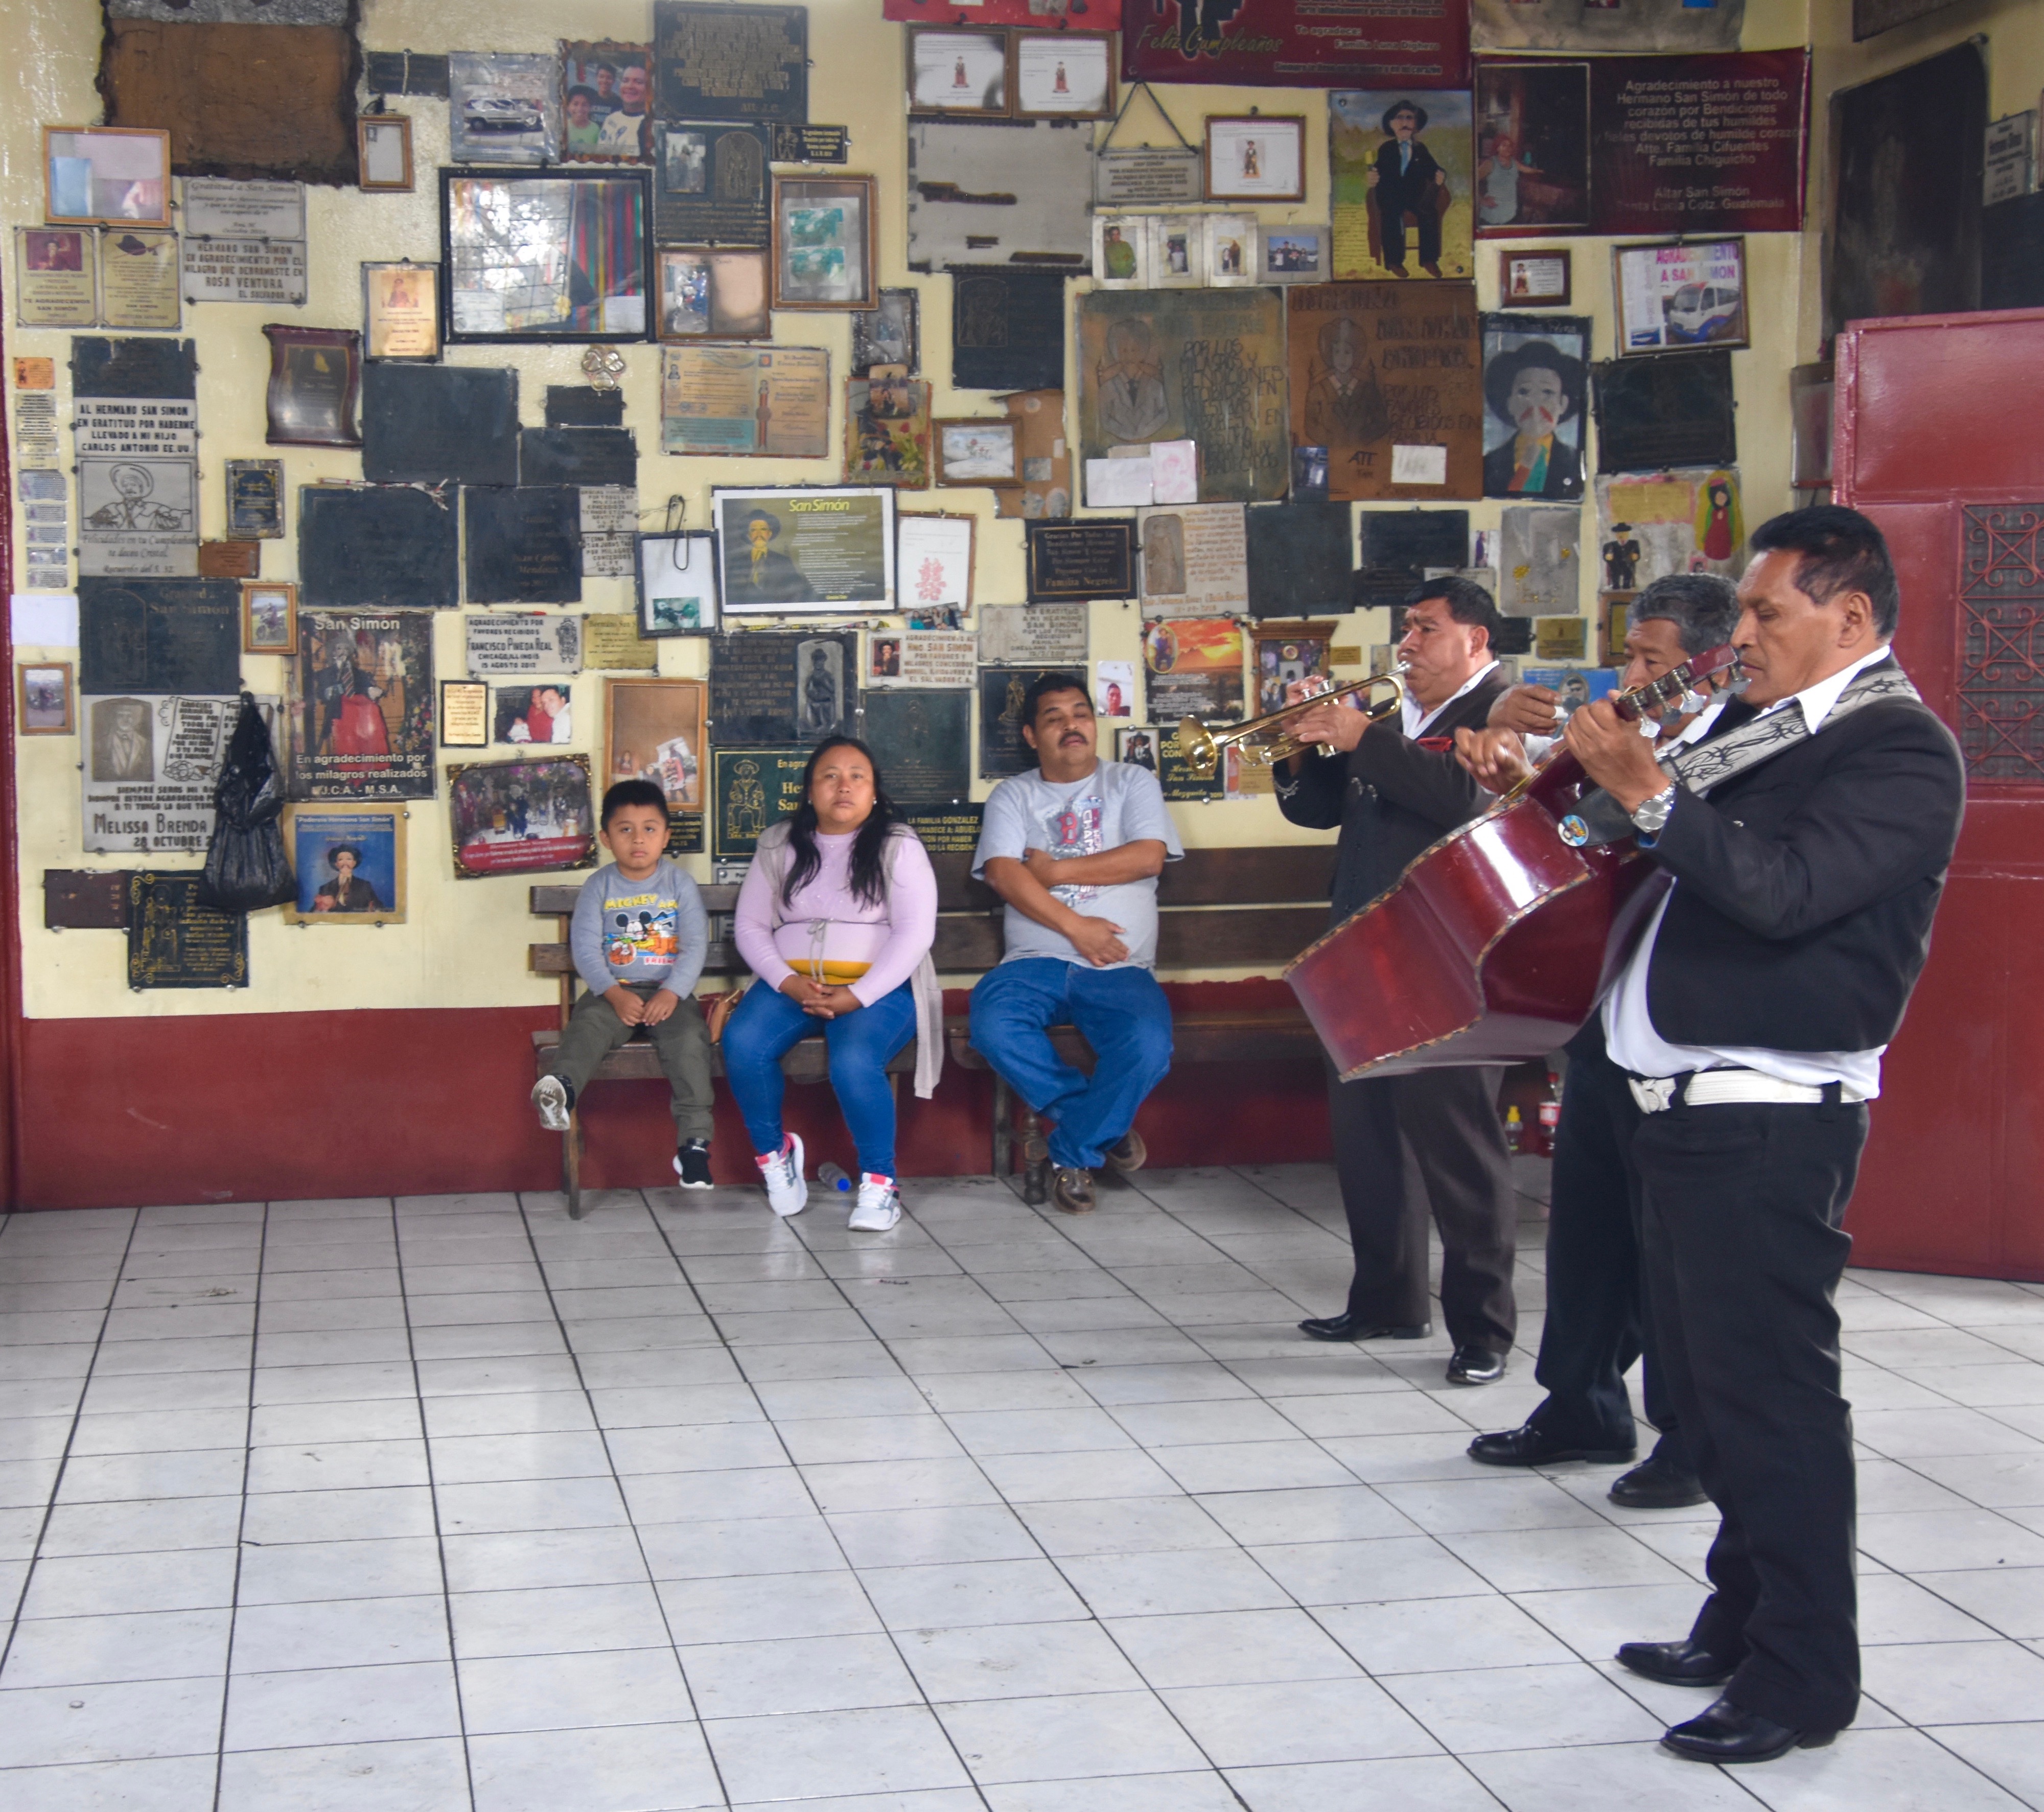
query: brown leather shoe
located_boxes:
[1051,1167,1096,1214]
[1102,1129,1147,1174]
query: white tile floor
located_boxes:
[2,1164,2042,1811]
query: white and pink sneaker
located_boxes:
[757,1133,807,1218]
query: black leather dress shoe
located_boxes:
[1609,1455,1710,1510]
[1661,1694,1836,1763]
[1469,1424,1637,1468]
[1297,1314,1430,1342]
[1446,1344,1507,1385]
[1616,1639,1738,1688]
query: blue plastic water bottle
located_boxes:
[818,1162,852,1192]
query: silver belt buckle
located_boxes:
[1628,1075,1679,1114]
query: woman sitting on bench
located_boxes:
[725,737,941,1233]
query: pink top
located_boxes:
[734,826,939,1005]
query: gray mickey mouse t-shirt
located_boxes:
[972,760,1183,970]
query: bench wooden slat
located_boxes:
[530,916,1005,978]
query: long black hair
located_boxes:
[781,735,904,911]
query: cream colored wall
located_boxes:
[0,0,1900,1018]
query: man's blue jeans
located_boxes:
[968,959,1173,1169]
[723,980,917,1178]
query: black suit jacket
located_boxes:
[1482,434,1584,501]
[1278,670,1507,922]
[1642,661,1964,1053]
[1374,139,1443,220]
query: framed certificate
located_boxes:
[1204,115,1306,203]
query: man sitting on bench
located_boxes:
[969,673,1183,1214]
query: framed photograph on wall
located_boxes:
[43,126,169,227]
[934,417,1020,487]
[1204,115,1306,202]
[1500,248,1572,307]
[284,801,407,925]
[449,51,560,166]
[907,28,1012,115]
[851,289,919,375]
[845,374,934,489]
[1013,33,1116,120]
[16,661,73,735]
[636,530,719,635]
[713,485,897,614]
[241,580,298,655]
[772,174,877,310]
[656,246,771,340]
[1261,224,1330,284]
[1613,238,1748,355]
[362,262,440,361]
[562,41,655,162]
[358,116,415,192]
[443,168,652,342]
[447,754,596,878]
[605,676,707,814]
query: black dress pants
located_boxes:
[1634,1095,1869,1734]
[1328,1064,1517,1354]
[1527,1021,1690,1469]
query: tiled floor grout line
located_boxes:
[208,1201,271,1812]
[0,1207,142,1677]
[388,1197,482,1812]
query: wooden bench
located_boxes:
[529,845,1334,1216]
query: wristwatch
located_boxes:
[1630,783,1677,837]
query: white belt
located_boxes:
[1627,1070,1867,1114]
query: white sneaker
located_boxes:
[848,1173,902,1233]
[531,1076,570,1132]
[757,1133,807,1218]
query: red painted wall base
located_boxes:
[14,980,1331,1210]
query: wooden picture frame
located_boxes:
[362,262,440,361]
[845,374,934,489]
[357,115,415,192]
[16,661,74,735]
[1012,32,1117,121]
[1613,238,1749,356]
[907,27,1013,117]
[605,676,708,815]
[656,246,771,341]
[933,417,1021,488]
[636,530,720,636]
[284,801,408,925]
[447,754,597,879]
[772,174,878,311]
[443,167,653,343]
[1203,115,1307,203]
[561,41,655,165]
[241,581,298,656]
[439,679,491,748]
[42,126,170,227]
[897,512,976,612]
[262,326,362,448]
[1500,248,1573,308]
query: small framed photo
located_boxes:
[285,802,407,925]
[605,676,707,813]
[1613,238,1748,356]
[637,530,719,636]
[262,326,362,447]
[1203,214,1260,286]
[43,126,170,227]
[241,581,298,656]
[562,41,655,163]
[657,246,772,341]
[447,754,597,879]
[846,374,934,489]
[1092,214,1153,289]
[357,115,414,191]
[16,661,74,735]
[1261,224,1330,285]
[1204,115,1306,202]
[439,679,491,748]
[852,289,919,376]
[1013,32,1116,120]
[1116,726,1159,772]
[934,417,1021,487]
[1151,216,1202,287]
[773,174,878,310]
[1501,248,1572,308]
[494,683,576,746]
[907,28,1012,115]
[362,262,440,361]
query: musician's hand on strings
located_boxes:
[1488,683,1562,736]
[1454,727,1531,794]
[1565,700,1669,812]
[1286,699,1369,755]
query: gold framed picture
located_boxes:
[284,801,408,925]
[1203,115,1307,203]
[241,582,298,656]
[933,417,1021,487]
[16,661,74,735]
[357,115,414,192]
[605,676,707,815]
[42,126,170,227]
[362,262,440,361]
[772,174,878,311]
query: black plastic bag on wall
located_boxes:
[196,692,296,914]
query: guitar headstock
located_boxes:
[1610,643,1742,726]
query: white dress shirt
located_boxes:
[1401,659,1498,739]
[1603,647,1895,1097]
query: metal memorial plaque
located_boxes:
[127,871,247,990]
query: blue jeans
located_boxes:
[969,959,1173,1169]
[722,980,917,1178]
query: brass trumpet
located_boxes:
[1177,664,1410,780]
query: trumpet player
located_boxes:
[1275,579,1519,1386]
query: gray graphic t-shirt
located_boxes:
[972,760,1183,969]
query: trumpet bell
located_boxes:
[1176,715,1220,780]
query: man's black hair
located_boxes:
[1749,504,1899,639]
[1020,672,1090,748]
[1406,574,1502,649]
[1630,572,1740,656]
[601,778,667,828]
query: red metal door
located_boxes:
[1836,309,2044,1279]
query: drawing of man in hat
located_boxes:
[1482,338,1586,500]
[727,507,817,607]
[1367,99,1448,278]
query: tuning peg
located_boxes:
[1725,671,1752,695]
[1677,687,1707,715]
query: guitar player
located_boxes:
[1453,573,1740,1517]
[1275,578,1518,1387]
[1560,507,1963,1764]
